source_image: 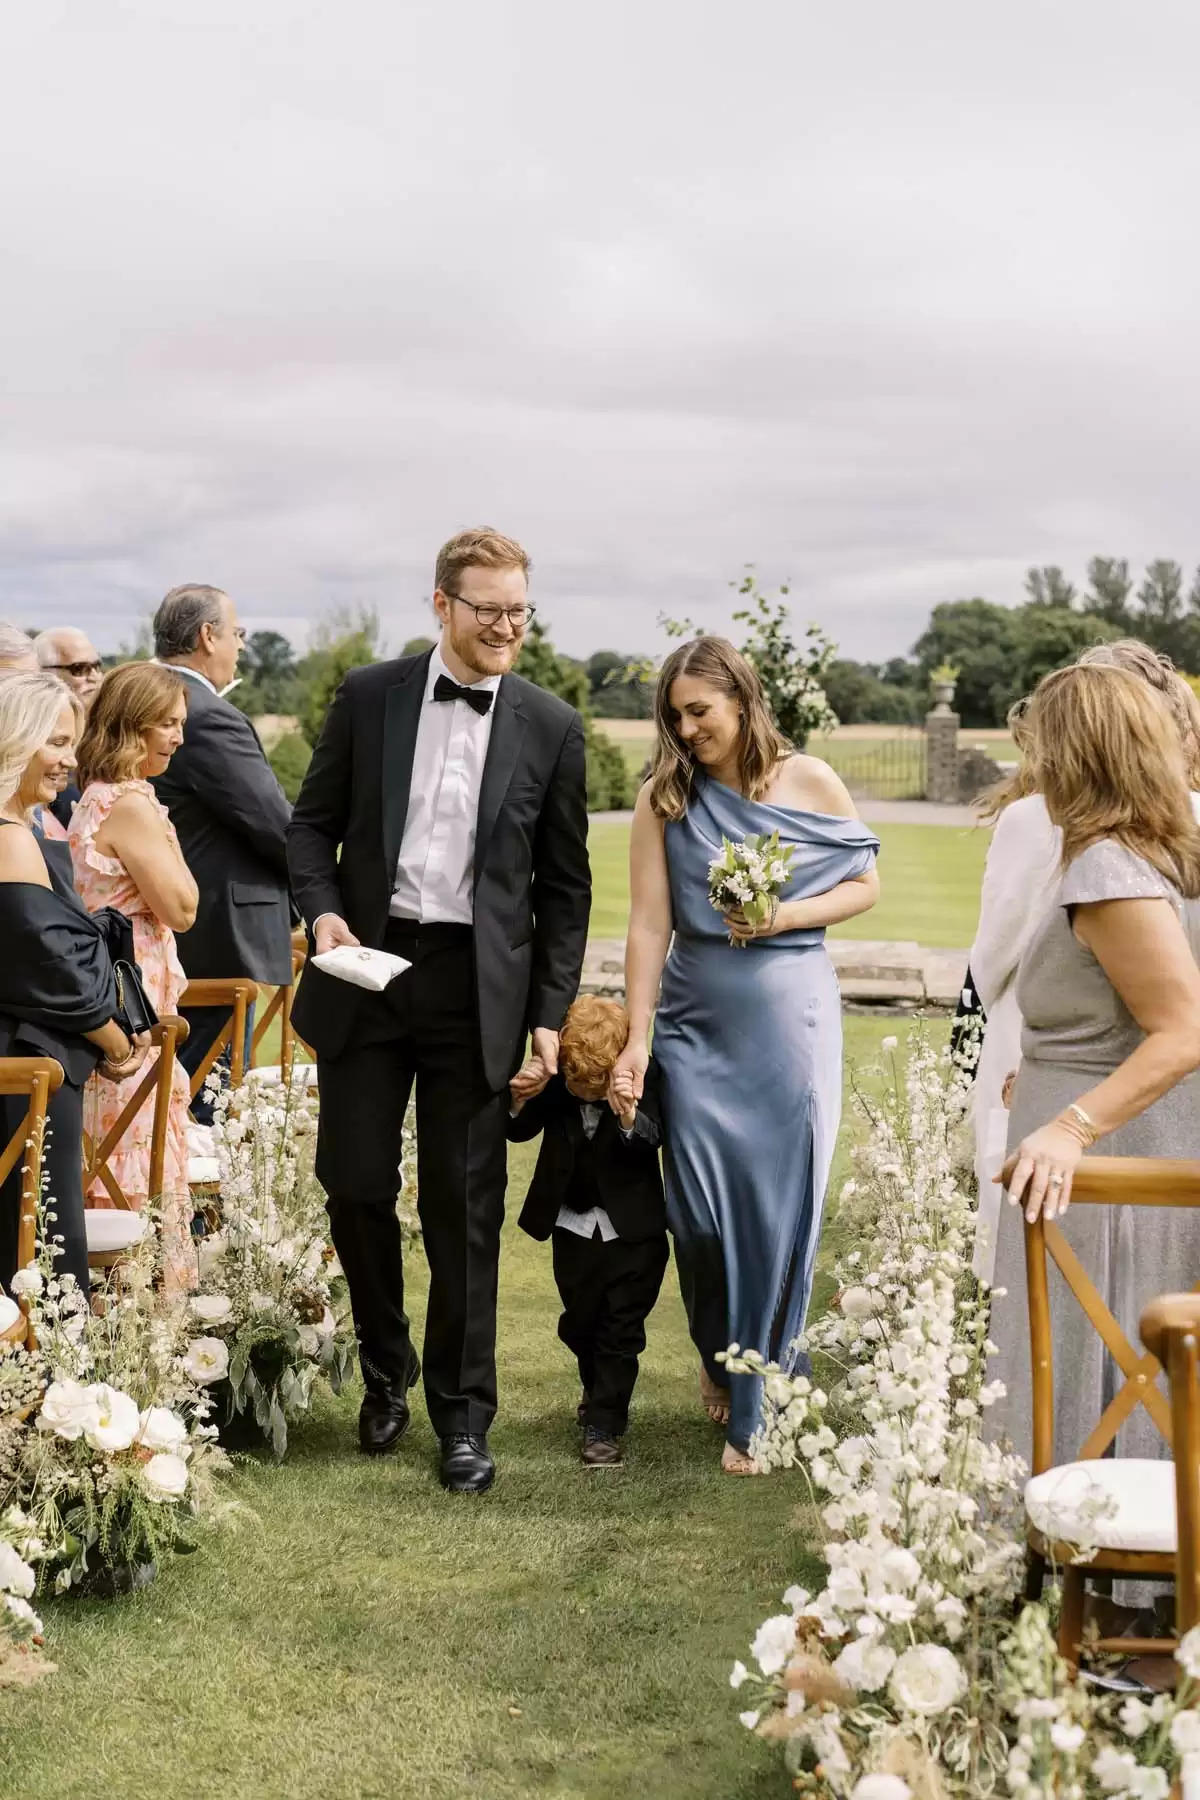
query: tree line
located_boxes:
[827,557,1200,729]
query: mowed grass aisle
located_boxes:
[0,1016,931,1800]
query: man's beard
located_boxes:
[447,619,520,678]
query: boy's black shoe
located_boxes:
[581,1428,624,1469]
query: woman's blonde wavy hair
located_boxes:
[1026,662,1200,896]
[77,662,186,788]
[0,672,82,818]
[647,636,790,821]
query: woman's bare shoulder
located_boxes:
[772,754,858,818]
[0,822,51,885]
[632,780,665,826]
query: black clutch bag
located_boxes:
[113,959,159,1037]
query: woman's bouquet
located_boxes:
[707,832,795,947]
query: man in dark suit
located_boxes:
[149,584,294,1118]
[287,527,591,1494]
[34,626,103,830]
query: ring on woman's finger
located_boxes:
[1048,1172,1065,1188]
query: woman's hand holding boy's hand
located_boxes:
[609,1067,638,1129]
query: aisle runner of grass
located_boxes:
[0,1018,936,1800]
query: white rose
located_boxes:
[750,1614,796,1677]
[888,1644,966,1718]
[0,1542,35,1599]
[183,1337,230,1384]
[137,1407,188,1455]
[82,1384,140,1453]
[142,1452,189,1502]
[189,1294,233,1326]
[834,1636,896,1694]
[851,1778,911,1800]
[8,1265,42,1298]
[38,1377,99,1441]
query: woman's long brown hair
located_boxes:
[647,636,790,821]
[77,662,187,788]
[1027,662,1200,896]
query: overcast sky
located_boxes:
[4,2,1199,663]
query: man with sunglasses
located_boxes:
[34,627,104,828]
[288,527,591,1494]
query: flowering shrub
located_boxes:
[190,1070,359,1457]
[0,1236,227,1592]
[730,574,839,748]
[727,1031,1199,1796]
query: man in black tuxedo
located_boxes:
[287,528,591,1494]
[149,585,294,1117]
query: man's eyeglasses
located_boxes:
[47,660,103,679]
[445,594,535,630]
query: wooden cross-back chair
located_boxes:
[82,1016,187,1273]
[178,978,255,1097]
[1022,1156,1200,1669]
[0,1056,63,1351]
[1141,1292,1200,1641]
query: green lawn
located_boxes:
[2,1017,930,1800]
[587,819,989,950]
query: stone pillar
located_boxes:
[925,705,960,803]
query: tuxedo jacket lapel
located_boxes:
[381,654,430,878]
[473,678,527,891]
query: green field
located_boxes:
[3,1018,938,1800]
[587,817,988,949]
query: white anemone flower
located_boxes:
[37,1377,99,1441]
[81,1384,140,1453]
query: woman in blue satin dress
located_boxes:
[611,638,879,1472]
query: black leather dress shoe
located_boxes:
[439,1433,495,1494]
[358,1349,421,1455]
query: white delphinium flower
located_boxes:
[750,1614,796,1677]
[729,1660,749,1690]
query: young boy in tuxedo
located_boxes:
[508,996,668,1468]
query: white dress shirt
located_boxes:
[390,648,501,925]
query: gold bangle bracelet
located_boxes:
[1065,1102,1099,1146]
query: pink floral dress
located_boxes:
[68,780,195,1293]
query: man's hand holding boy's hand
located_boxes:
[609,1068,638,1131]
[509,1055,552,1112]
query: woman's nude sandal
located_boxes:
[699,1365,731,1428]
[721,1442,765,1476]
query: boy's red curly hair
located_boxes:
[559,996,630,1088]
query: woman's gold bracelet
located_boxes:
[1060,1102,1099,1147]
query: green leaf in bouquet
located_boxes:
[268,1398,288,1461]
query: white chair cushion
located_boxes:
[1025,1458,1176,1554]
[84,1210,149,1253]
[188,1156,221,1185]
[0,1294,20,1332]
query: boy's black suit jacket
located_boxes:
[507,1064,667,1243]
[285,651,591,1092]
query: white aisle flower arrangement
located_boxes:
[726,1031,1200,1797]
[190,1070,363,1458]
[0,1508,48,1685]
[0,1236,228,1595]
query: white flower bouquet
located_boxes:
[707,831,795,947]
[724,1031,1200,1796]
[190,1069,362,1457]
[0,1232,228,1595]
[0,1508,48,1685]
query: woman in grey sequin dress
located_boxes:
[989,664,1200,1472]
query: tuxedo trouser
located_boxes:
[314,921,509,1439]
[0,1078,88,1297]
[552,1227,669,1438]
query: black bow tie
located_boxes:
[433,673,494,717]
